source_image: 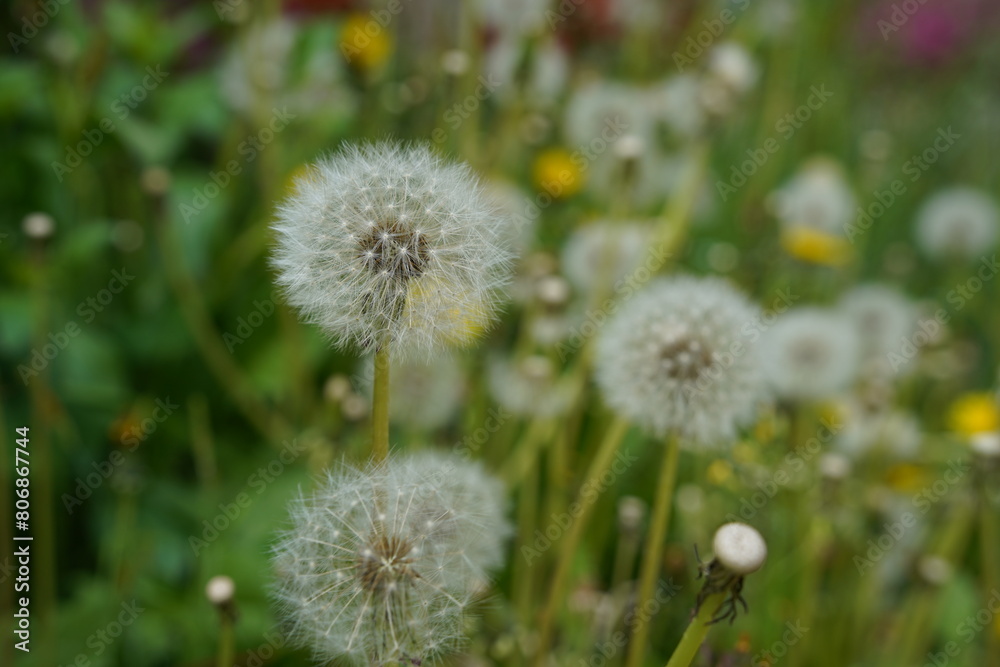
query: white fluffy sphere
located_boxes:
[713,523,767,575]
[271,142,513,358]
[594,276,768,446]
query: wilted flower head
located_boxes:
[271,142,513,358]
[594,276,767,446]
[761,308,861,401]
[914,186,999,261]
[272,452,509,666]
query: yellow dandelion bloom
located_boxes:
[339,13,393,70]
[707,459,733,485]
[780,226,852,266]
[533,148,583,198]
[947,392,1000,435]
[884,463,927,492]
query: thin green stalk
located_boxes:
[534,417,631,666]
[663,592,727,667]
[624,435,681,667]
[372,343,390,463]
[216,613,234,667]
[979,475,1000,667]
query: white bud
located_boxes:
[22,213,55,240]
[971,432,1000,458]
[205,575,235,605]
[712,523,767,575]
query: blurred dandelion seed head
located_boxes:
[271,142,513,358]
[761,308,861,402]
[595,276,768,446]
[915,186,999,261]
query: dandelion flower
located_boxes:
[947,392,999,435]
[594,276,767,446]
[271,142,513,358]
[761,308,861,401]
[914,186,999,261]
[272,452,510,666]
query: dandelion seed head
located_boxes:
[271,452,510,666]
[914,186,999,261]
[271,142,513,359]
[761,308,861,402]
[594,276,768,446]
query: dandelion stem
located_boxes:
[215,612,234,667]
[625,434,681,667]
[372,342,391,462]
[662,592,727,667]
[534,417,631,665]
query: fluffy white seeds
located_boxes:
[561,222,653,298]
[914,186,999,261]
[271,452,510,667]
[761,308,861,402]
[712,523,767,575]
[594,276,767,446]
[838,284,918,375]
[271,142,513,358]
[772,159,856,235]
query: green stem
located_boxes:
[981,484,1000,667]
[625,434,681,667]
[216,613,234,667]
[534,417,631,665]
[663,592,727,667]
[372,343,390,463]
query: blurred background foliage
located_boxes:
[2,0,1000,666]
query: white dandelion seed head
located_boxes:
[644,74,706,140]
[561,222,653,297]
[971,431,1000,458]
[914,186,999,261]
[834,398,922,459]
[271,451,510,667]
[772,159,856,234]
[565,80,654,149]
[712,523,767,575]
[357,354,466,430]
[706,42,759,94]
[487,355,575,418]
[838,284,919,375]
[761,308,861,402]
[594,276,768,446]
[271,142,514,359]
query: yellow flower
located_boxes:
[706,459,733,485]
[780,226,852,266]
[884,463,927,492]
[947,392,1000,435]
[339,13,393,70]
[532,148,583,198]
